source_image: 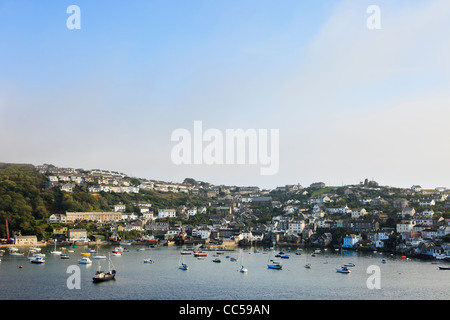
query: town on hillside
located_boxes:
[4,164,450,260]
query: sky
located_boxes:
[1,0,450,189]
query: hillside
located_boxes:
[0,163,203,240]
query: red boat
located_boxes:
[180,251,192,255]
[194,252,207,257]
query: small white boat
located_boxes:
[30,257,45,264]
[78,257,92,264]
[92,254,106,259]
[144,258,154,264]
[239,266,248,273]
[111,252,121,256]
[50,240,62,255]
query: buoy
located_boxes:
[19,266,23,269]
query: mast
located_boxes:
[5,219,9,243]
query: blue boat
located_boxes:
[267,261,282,269]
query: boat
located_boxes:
[30,256,45,264]
[80,252,91,256]
[78,257,92,264]
[336,266,351,273]
[93,254,116,283]
[111,252,121,256]
[212,258,221,263]
[120,241,132,246]
[114,247,124,253]
[180,250,192,255]
[194,251,207,257]
[239,265,248,273]
[305,264,311,269]
[92,243,106,259]
[136,248,145,252]
[344,263,355,267]
[439,266,450,270]
[381,259,387,264]
[9,248,24,256]
[280,255,290,259]
[178,255,188,270]
[50,240,62,255]
[267,261,282,269]
[144,258,154,264]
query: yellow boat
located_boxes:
[80,252,91,256]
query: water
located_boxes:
[1,245,449,300]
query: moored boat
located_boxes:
[79,257,92,264]
[336,266,351,273]
[93,254,116,283]
[30,256,45,264]
[267,261,282,269]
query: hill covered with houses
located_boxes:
[2,162,450,259]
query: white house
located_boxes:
[48,214,67,224]
[397,220,416,233]
[192,228,211,239]
[288,221,305,234]
[142,212,155,221]
[327,206,350,214]
[351,208,367,219]
[158,209,177,219]
[422,209,435,217]
[114,204,126,212]
[420,199,435,206]
[187,208,197,216]
[60,183,74,193]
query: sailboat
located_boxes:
[50,240,62,255]
[304,249,311,268]
[93,254,116,283]
[60,247,70,259]
[179,255,189,270]
[92,242,106,259]
[267,252,282,270]
[238,251,248,273]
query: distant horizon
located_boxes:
[3,160,447,191]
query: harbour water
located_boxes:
[1,245,449,300]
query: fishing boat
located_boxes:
[30,256,45,264]
[336,266,351,273]
[93,254,116,283]
[78,257,92,264]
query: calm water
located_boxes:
[1,245,449,300]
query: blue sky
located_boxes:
[1,0,450,189]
